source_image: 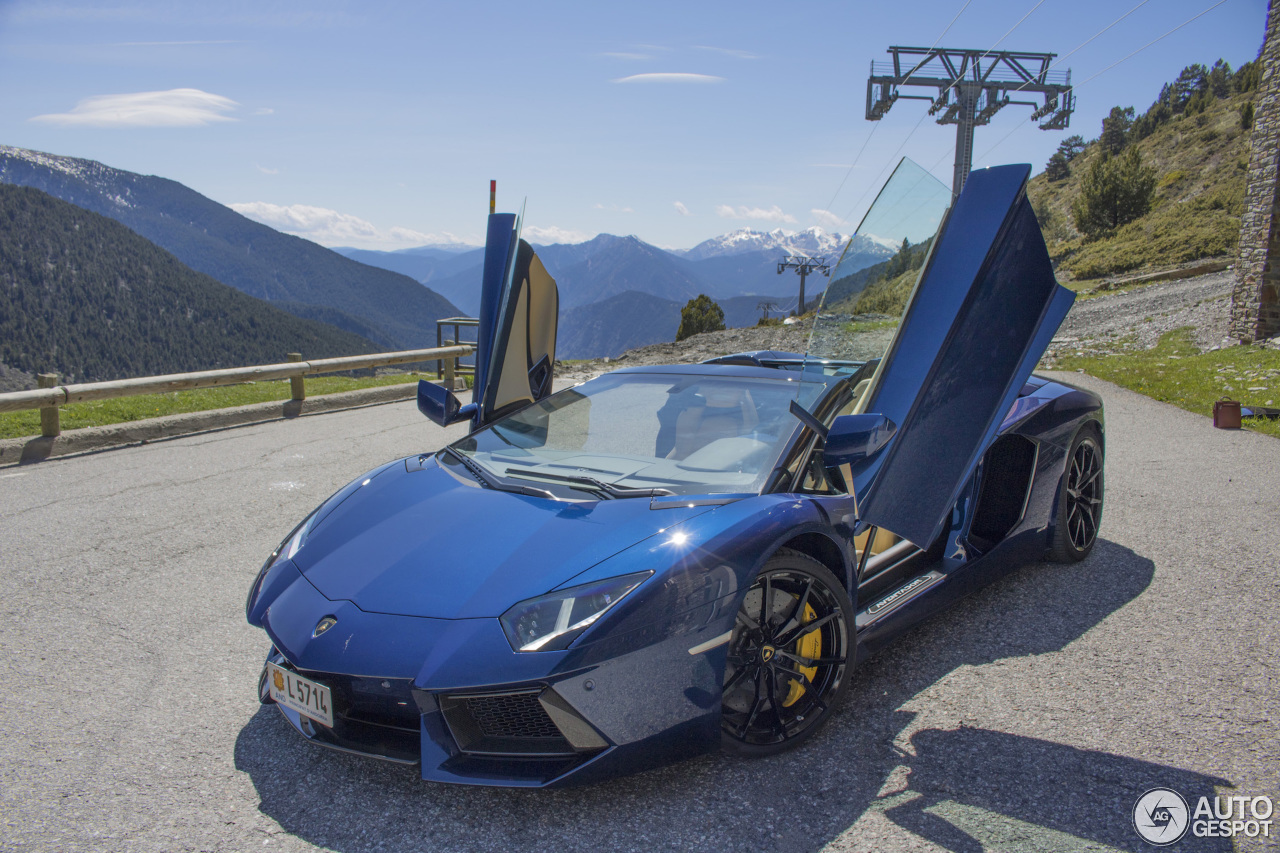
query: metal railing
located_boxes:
[0,344,474,438]
[436,317,479,379]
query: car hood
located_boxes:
[294,456,712,619]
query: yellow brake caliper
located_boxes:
[782,601,820,707]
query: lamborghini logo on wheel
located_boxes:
[761,646,776,662]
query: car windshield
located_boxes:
[447,372,820,498]
[799,158,953,409]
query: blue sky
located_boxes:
[0,0,1267,250]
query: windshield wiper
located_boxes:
[440,448,556,499]
[503,467,674,499]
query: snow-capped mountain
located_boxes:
[681,226,852,261]
[0,145,140,210]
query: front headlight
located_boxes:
[246,512,318,620]
[269,512,317,568]
[500,571,652,652]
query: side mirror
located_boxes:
[823,413,897,468]
[418,380,477,427]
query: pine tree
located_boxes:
[1070,148,1157,240]
[1235,61,1260,93]
[1099,106,1136,154]
[1169,64,1209,111]
[1045,152,1070,181]
[1207,59,1233,98]
[1060,136,1086,161]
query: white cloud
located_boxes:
[30,88,239,127]
[613,73,724,84]
[522,224,595,244]
[227,202,474,249]
[593,203,633,213]
[716,204,797,224]
[810,208,847,229]
[693,45,757,60]
[601,51,651,60]
[673,201,691,217]
[254,163,278,175]
[253,107,275,115]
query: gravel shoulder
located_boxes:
[1043,271,1249,363]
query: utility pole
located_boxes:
[777,256,830,316]
[866,47,1074,196]
[756,300,780,322]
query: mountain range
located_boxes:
[0,146,460,351]
[677,226,852,261]
[0,183,378,386]
[336,227,892,354]
[1,144,893,365]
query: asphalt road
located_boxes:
[1,375,1277,853]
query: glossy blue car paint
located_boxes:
[252,482,843,785]
[293,457,714,619]
[846,165,1075,548]
[471,212,519,429]
[246,162,1105,787]
[416,379,475,427]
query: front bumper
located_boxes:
[261,600,737,787]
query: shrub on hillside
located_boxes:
[1064,182,1243,279]
[676,295,726,341]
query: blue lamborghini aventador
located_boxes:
[246,159,1105,787]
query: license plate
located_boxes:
[266,662,334,728]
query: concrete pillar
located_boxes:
[1232,0,1280,343]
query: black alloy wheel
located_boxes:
[721,550,852,756]
[1049,426,1104,562]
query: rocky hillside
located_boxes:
[1029,58,1259,280]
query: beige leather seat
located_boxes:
[667,387,758,460]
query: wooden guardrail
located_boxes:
[0,345,474,437]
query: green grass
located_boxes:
[1062,277,1105,294]
[840,318,899,334]
[0,373,438,440]
[1062,184,1243,280]
[1055,328,1280,439]
[1072,276,1180,301]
